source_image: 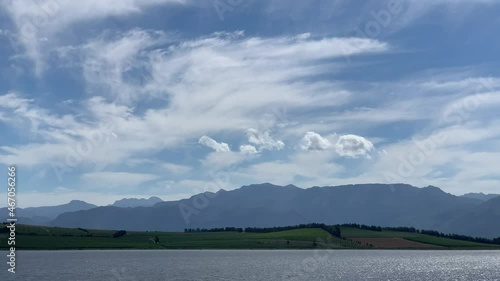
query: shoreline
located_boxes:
[3,247,500,251]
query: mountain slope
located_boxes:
[441,196,500,238]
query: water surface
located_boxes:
[1,250,500,280]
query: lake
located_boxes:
[1,250,500,280]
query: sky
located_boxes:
[1,0,500,207]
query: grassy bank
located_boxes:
[1,224,498,250]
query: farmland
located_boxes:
[1,224,499,250]
[340,227,500,249]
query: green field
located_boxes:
[340,227,500,249]
[0,225,364,250]
[1,224,498,250]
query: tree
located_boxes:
[113,230,126,238]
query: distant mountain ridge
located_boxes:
[50,183,500,238]
[0,200,97,225]
[0,196,164,224]
[461,193,500,201]
[111,196,163,208]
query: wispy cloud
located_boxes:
[1,0,189,75]
[81,171,160,188]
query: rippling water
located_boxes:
[1,250,500,280]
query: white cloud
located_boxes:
[2,1,500,204]
[3,60,500,197]
[300,131,332,151]
[74,31,385,107]
[0,93,124,169]
[198,135,230,152]
[240,144,258,155]
[335,134,374,158]
[246,128,285,151]
[41,32,378,168]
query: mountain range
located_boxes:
[0,200,97,225]
[37,183,500,239]
[0,197,165,225]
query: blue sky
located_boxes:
[1,0,500,206]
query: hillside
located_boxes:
[440,196,500,238]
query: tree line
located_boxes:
[184,223,342,238]
[419,229,500,245]
[185,227,244,233]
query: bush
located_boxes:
[113,230,127,238]
[0,226,8,233]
